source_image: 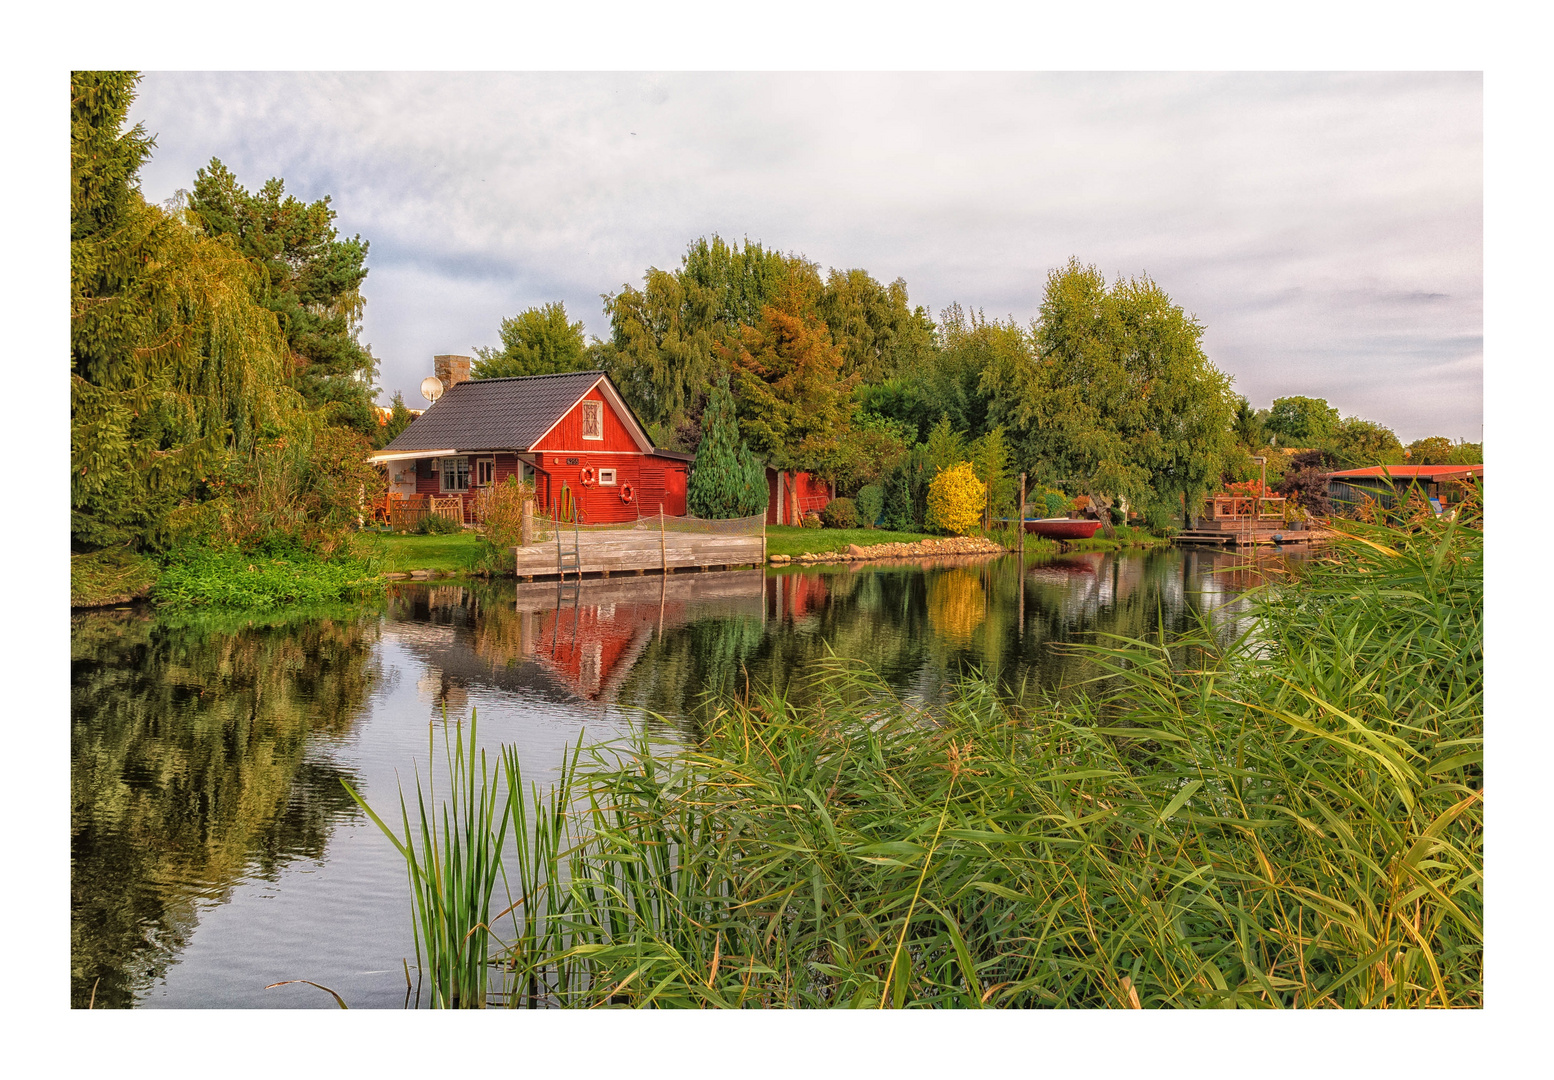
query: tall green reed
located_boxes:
[344,712,509,1008]
[355,492,1481,1007]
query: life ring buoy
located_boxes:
[620,483,635,504]
[580,467,596,486]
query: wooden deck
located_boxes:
[514,525,766,580]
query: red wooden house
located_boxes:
[370,361,693,524]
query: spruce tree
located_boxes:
[686,380,768,519]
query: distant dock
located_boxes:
[514,512,766,581]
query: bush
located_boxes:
[925,461,985,536]
[820,498,858,529]
[417,511,464,535]
[1043,491,1068,519]
[854,484,884,528]
[800,511,823,529]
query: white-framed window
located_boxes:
[581,400,603,440]
[440,456,470,492]
[598,468,617,486]
[475,458,494,487]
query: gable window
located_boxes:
[440,456,470,492]
[475,458,494,487]
[581,400,603,440]
[598,468,617,486]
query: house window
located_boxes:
[475,458,494,487]
[582,401,603,440]
[440,456,470,492]
[598,468,617,486]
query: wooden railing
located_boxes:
[1211,494,1285,521]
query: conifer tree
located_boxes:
[686,380,768,519]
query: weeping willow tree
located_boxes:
[71,71,291,550]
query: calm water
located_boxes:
[70,547,1291,1008]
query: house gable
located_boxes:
[532,383,652,453]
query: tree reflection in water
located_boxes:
[70,605,381,1008]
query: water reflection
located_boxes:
[70,545,1299,1008]
[70,605,382,1008]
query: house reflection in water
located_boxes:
[389,573,768,709]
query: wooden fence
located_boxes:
[387,494,465,533]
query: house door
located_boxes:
[664,466,688,516]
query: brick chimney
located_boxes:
[434,354,472,389]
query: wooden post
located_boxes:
[1018,473,1026,562]
[660,503,667,575]
[521,498,534,547]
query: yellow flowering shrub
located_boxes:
[925,461,985,536]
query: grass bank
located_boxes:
[363,529,485,574]
[765,525,933,559]
[154,543,384,610]
[355,498,1482,1008]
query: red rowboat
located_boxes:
[1023,517,1104,540]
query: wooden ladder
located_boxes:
[556,518,582,591]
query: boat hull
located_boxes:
[1023,518,1104,540]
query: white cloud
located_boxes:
[127,71,1481,442]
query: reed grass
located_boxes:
[344,714,509,1007]
[354,495,1481,1007]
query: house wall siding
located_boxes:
[533,387,642,454]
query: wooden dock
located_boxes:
[514,518,766,580]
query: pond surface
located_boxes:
[70,546,1293,1008]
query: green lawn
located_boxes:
[367,530,485,574]
[764,525,933,558]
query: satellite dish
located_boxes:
[420,376,444,405]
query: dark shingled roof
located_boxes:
[382,370,613,453]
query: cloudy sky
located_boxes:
[127,71,1482,444]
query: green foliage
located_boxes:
[1407,436,1482,465]
[971,424,1015,525]
[71,72,292,552]
[602,236,800,437]
[815,268,937,383]
[1333,416,1404,468]
[1231,395,1265,449]
[820,497,858,529]
[153,543,383,610]
[1265,395,1340,448]
[983,259,1235,519]
[1042,490,1068,518]
[825,409,914,494]
[187,159,377,434]
[473,302,592,379]
[854,484,884,528]
[181,413,381,555]
[925,461,985,536]
[686,380,769,519]
[800,511,823,529]
[881,445,931,533]
[477,475,536,561]
[922,415,966,480]
[374,391,415,449]
[416,511,464,535]
[728,285,859,475]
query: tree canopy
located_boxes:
[186,159,377,434]
[72,72,290,549]
[473,302,592,379]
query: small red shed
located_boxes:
[371,365,693,523]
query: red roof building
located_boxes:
[370,360,692,523]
